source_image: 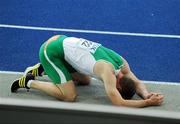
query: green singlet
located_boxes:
[39,35,124,84]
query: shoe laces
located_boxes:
[32,68,39,77]
[18,76,26,88]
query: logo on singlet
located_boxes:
[78,38,101,54]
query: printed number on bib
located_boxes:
[78,38,101,54]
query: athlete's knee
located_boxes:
[63,93,77,102]
[55,90,77,102]
[56,81,77,102]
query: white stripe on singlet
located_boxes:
[44,46,67,83]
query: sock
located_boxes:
[27,80,33,88]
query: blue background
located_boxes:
[0,0,180,82]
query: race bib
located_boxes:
[78,38,101,54]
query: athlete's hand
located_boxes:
[146,94,164,106]
[144,92,162,99]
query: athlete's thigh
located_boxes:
[44,58,72,84]
[39,44,72,84]
[40,56,77,100]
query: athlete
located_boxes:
[11,35,164,107]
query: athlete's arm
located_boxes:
[94,61,163,107]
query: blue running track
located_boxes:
[0,0,180,82]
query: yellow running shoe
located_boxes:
[11,73,35,92]
[24,63,44,77]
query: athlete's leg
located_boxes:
[11,74,77,102]
[11,35,77,101]
[30,80,77,102]
[38,35,77,101]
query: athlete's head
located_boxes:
[116,73,136,99]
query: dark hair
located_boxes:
[119,76,136,99]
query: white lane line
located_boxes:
[1,70,180,85]
[0,71,23,75]
[1,24,180,39]
[143,80,180,85]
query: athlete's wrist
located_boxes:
[144,99,151,106]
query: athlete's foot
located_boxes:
[24,63,44,77]
[11,73,35,92]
